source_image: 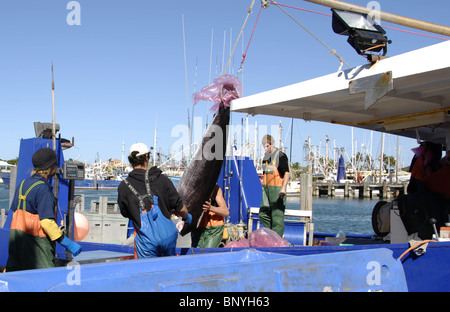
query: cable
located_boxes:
[230,1,448,77]
[238,4,263,77]
[364,43,387,53]
[270,0,351,71]
[397,240,437,261]
[270,1,331,17]
[383,25,449,41]
[271,1,449,41]
[223,0,256,76]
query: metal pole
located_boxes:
[302,0,450,37]
[182,14,191,161]
[51,62,56,151]
[395,135,399,183]
[66,179,75,261]
[153,123,157,167]
[379,133,385,183]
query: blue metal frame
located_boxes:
[217,156,261,225]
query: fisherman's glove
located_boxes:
[183,213,193,226]
[59,236,82,257]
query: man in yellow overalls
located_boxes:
[259,135,290,238]
[6,148,82,271]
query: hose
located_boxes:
[397,240,437,261]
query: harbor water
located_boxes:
[0,183,378,235]
[0,185,9,214]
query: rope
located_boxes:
[239,4,263,72]
[229,0,448,78]
[271,1,449,41]
[383,25,449,41]
[218,0,257,104]
[270,1,331,17]
[270,0,351,70]
[397,240,437,261]
[223,0,256,76]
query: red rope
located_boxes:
[241,4,263,64]
[383,25,449,41]
[239,1,448,71]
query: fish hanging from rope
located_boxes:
[177,74,242,236]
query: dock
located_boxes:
[312,181,408,199]
[74,195,129,244]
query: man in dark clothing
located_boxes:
[118,166,186,231]
[117,143,190,257]
[7,148,82,271]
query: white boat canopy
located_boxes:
[0,161,14,167]
[231,40,450,148]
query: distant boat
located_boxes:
[0,160,14,188]
[74,160,129,189]
[0,172,10,188]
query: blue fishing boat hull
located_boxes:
[1,218,446,291]
[64,238,450,292]
[0,248,407,292]
[0,138,447,292]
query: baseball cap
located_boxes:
[129,143,150,157]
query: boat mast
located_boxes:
[379,132,385,183]
[302,0,450,37]
[121,139,125,171]
[182,14,191,160]
[206,28,214,131]
[395,135,399,183]
[278,120,282,149]
[153,121,157,167]
[325,135,329,180]
[289,118,293,162]
[51,61,56,151]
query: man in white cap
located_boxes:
[117,143,191,258]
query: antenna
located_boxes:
[182,14,191,160]
[51,61,56,151]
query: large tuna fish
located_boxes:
[177,74,242,236]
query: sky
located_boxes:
[0,0,448,168]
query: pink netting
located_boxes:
[193,74,242,111]
[225,238,250,248]
[224,228,291,248]
[248,228,291,247]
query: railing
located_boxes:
[313,181,408,199]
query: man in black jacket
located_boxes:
[117,143,190,257]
